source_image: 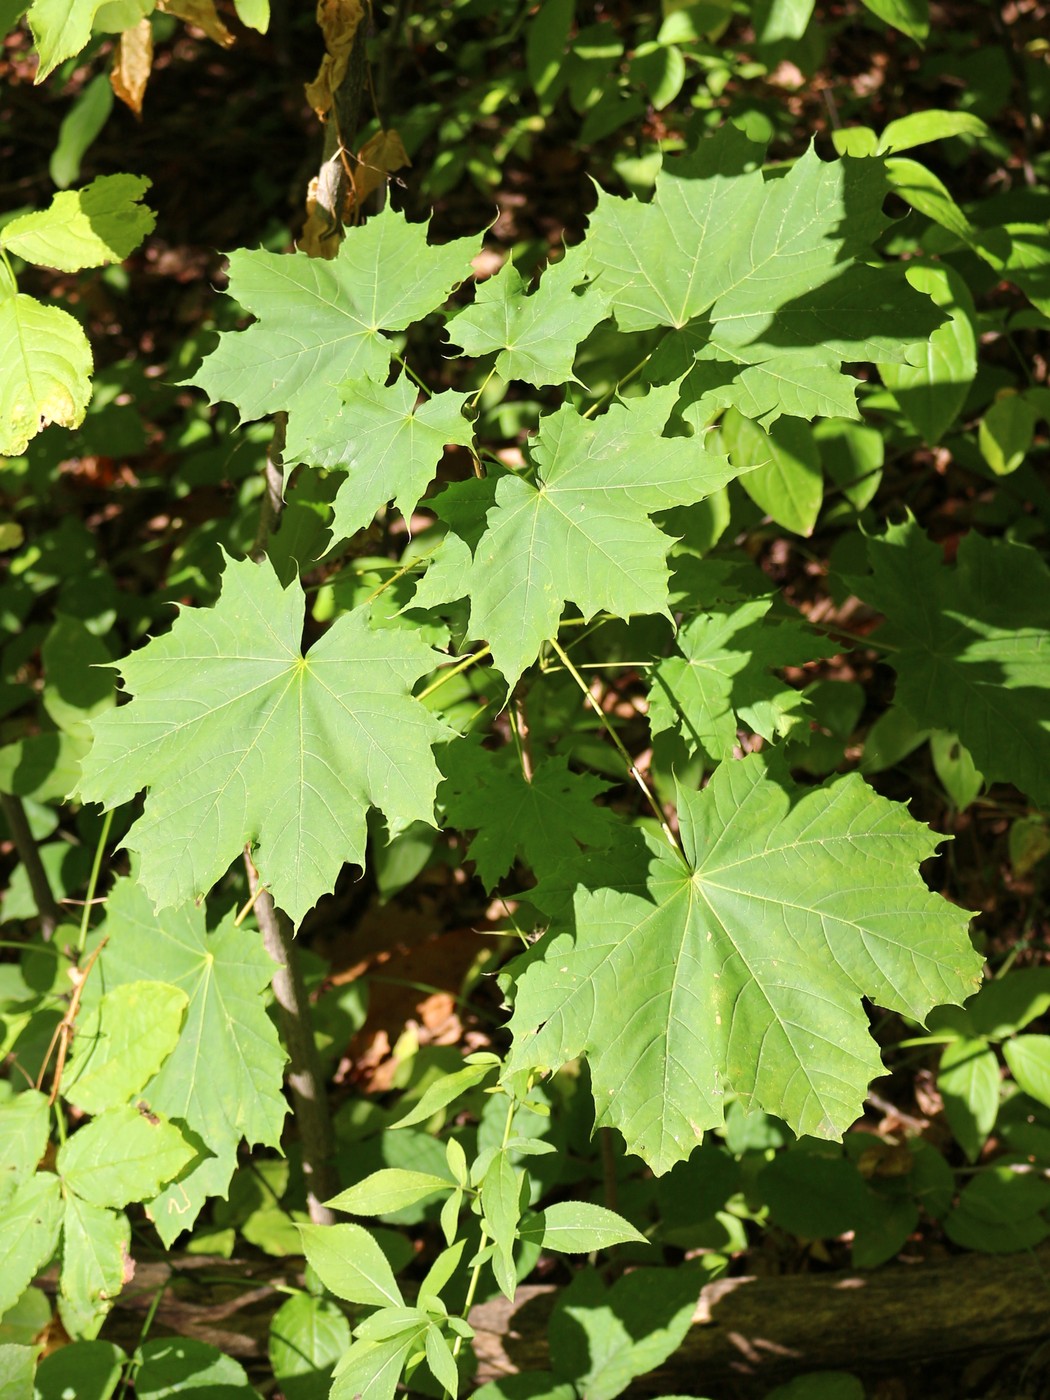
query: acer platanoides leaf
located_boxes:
[507,753,980,1173]
[187,206,477,463]
[855,520,1050,809]
[80,554,451,923]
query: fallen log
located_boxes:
[469,1246,1050,1395]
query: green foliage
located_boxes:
[5,2,1050,1397]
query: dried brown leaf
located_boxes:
[305,0,363,118]
[350,127,410,209]
[110,18,153,115]
[157,0,234,48]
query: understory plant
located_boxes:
[2,1,1050,1398]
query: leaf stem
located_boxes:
[582,352,655,419]
[393,353,432,397]
[546,635,684,860]
[417,645,491,701]
[77,808,114,956]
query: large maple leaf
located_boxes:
[425,383,740,687]
[80,555,450,924]
[506,754,980,1173]
[187,207,478,462]
[855,520,1050,809]
[584,125,943,423]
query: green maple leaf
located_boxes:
[0,295,92,457]
[80,554,451,923]
[439,745,620,889]
[302,375,476,539]
[649,594,838,761]
[507,753,980,1173]
[187,207,477,462]
[584,126,941,420]
[87,876,287,1243]
[450,247,610,388]
[0,175,155,273]
[427,383,739,687]
[854,520,1050,809]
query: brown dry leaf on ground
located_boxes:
[305,0,363,118]
[110,18,153,115]
[329,905,495,1093]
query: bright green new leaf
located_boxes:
[57,1197,129,1339]
[0,1173,63,1315]
[979,393,1036,475]
[188,207,477,463]
[519,1201,647,1253]
[232,0,267,28]
[0,1343,35,1400]
[0,295,92,458]
[648,594,837,762]
[440,747,619,890]
[480,1150,522,1298]
[57,1106,195,1209]
[298,1223,404,1308]
[431,385,738,687]
[301,376,475,539]
[876,111,988,153]
[880,264,977,445]
[330,1324,428,1400]
[0,1090,49,1204]
[86,877,287,1243]
[389,1061,497,1130]
[327,1169,454,1217]
[721,411,823,536]
[508,753,980,1172]
[451,249,609,388]
[28,0,109,78]
[854,521,1050,809]
[0,175,154,273]
[424,1324,459,1398]
[80,555,450,923]
[63,982,188,1115]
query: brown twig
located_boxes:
[37,935,109,1104]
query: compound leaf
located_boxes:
[63,981,188,1115]
[27,0,109,79]
[429,384,738,687]
[507,753,980,1173]
[187,206,477,463]
[80,554,450,923]
[0,1173,63,1315]
[0,174,154,272]
[56,1105,195,1210]
[86,876,287,1243]
[0,295,92,457]
[854,521,1050,809]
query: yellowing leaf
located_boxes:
[352,128,410,210]
[110,16,153,113]
[156,0,233,45]
[0,294,92,458]
[305,0,363,117]
[0,174,155,272]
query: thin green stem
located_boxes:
[582,352,655,419]
[417,645,491,701]
[78,809,114,955]
[364,544,440,605]
[547,635,684,861]
[450,1089,520,1372]
[116,1283,167,1400]
[469,366,496,411]
[393,353,432,397]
